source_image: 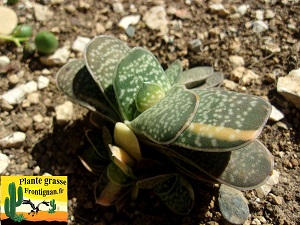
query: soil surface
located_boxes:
[1,0,300,225]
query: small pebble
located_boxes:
[118,15,140,30]
[33,166,41,174]
[72,36,91,53]
[0,55,10,68]
[38,75,50,89]
[188,39,202,52]
[55,101,74,126]
[0,131,26,148]
[252,20,269,33]
[33,114,44,123]
[255,170,280,198]
[229,55,245,68]
[40,47,70,66]
[27,92,40,104]
[8,74,20,85]
[236,4,249,15]
[0,153,10,174]
[269,105,284,122]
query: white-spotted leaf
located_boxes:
[174,89,271,151]
[135,82,165,113]
[56,59,120,123]
[127,85,199,144]
[85,36,130,110]
[114,47,171,121]
[179,66,214,88]
[165,60,182,86]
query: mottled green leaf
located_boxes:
[174,89,271,151]
[179,66,214,88]
[85,35,130,110]
[127,85,199,144]
[114,47,171,121]
[56,59,120,123]
[154,174,194,215]
[168,140,274,190]
[165,60,182,86]
[135,82,165,112]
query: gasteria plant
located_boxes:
[56,36,273,223]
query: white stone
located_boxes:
[143,6,168,34]
[265,9,275,19]
[33,3,54,22]
[0,81,37,105]
[0,131,26,148]
[71,36,91,53]
[252,20,269,33]
[255,170,280,198]
[223,79,238,91]
[40,47,70,66]
[55,101,74,126]
[0,7,18,35]
[229,55,245,68]
[251,218,261,225]
[2,87,26,105]
[0,153,10,174]
[22,81,38,93]
[236,4,249,15]
[255,10,264,20]
[209,3,230,16]
[269,105,284,121]
[112,1,124,14]
[277,68,300,109]
[33,114,44,123]
[51,0,64,4]
[27,92,40,104]
[0,56,10,68]
[242,69,260,85]
[38,75,50,89]
[118,15,141,30]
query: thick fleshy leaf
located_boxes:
[114,122,141,161]
[193,71,224,89]
[78,147,106,175]
[85,129,110,161]
[154,174,194,215]
[127,85,199,144]
[135,82,165,112]
[56,59,120,123]
[167,140,274,190]
[174,89,271,151]
[218,184,249,225]
[85,35,130,110]
[165,60,182,85]
[95,169,130,206]
[136,174,175,189]
[114,47,171,121]
[107,162,135,186]
[179,66,214,89]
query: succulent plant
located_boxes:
[56,35,273,223]
[35,31,58,54]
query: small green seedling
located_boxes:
[0,25,32,47]
[56,36,273,223]
[35,31,58,54]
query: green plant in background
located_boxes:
[35,31,59,54]
[56,36,273,224]
[4,182,24,222]
[0,25,32,47]
[48,199,57,214]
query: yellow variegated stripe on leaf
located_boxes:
[114,122,141,161]
[135,82,165,113]
[127,85,199,144]
[114,47,171,121]
[174,89,271,151]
